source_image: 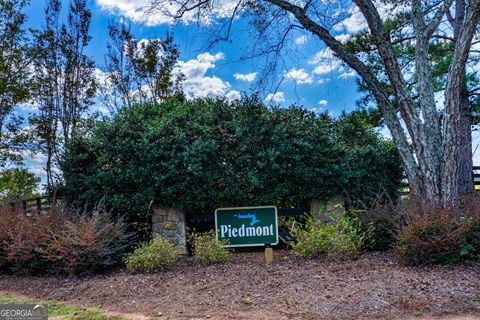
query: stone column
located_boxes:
[152,207,187,255]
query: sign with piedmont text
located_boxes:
[215,206,278,247]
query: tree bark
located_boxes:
[442,1,480,205]
[457,84,474,193]
[451,0,474,194]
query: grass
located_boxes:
[0,292,131,320]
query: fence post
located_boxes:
[22,200,27,215]
[36,197,42,214]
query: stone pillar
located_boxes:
[152,207,187,255]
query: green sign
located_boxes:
[215,206,278,247]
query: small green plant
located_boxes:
[285,212,366,259]
[189,230,232,264]
[125,238,177,272]
[287,219,332,259]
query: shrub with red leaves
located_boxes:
[0,205,130,275]
[395,196,480,266]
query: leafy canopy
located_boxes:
[62,95,402,219]
[0,168,40,202]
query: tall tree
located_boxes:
[60,0,96,144]
[100,22,183,112]
[0,0,32,166]
[148,0,480,207]
[345,0,478,194]
[31,0,95,187]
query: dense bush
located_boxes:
[124,238,177,272]
[395,197,480,266]
[335,111,403,207]
[285,212,368,259]
[352,196,398,251]
[0,205,130,275]
[0,207,53,272]
[62,95,402,220]
[189,230,232,264]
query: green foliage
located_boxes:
[0,204,130,275]
[395,198,480,266]
[124,238,177,272]
[345,6,480,128]
[0,0,33,166]
[285,212,367,259]
[0,168,40,202]
[62,95,402,220]
[335,111,403,205]
[189,230,232,264]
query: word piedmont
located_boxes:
[220,224,274,238]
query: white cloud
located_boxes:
[173,52,233,99]
[98,52,235,102]
[96,0,240,26]
[233,72,257,82]
[265,92,285,103]
[309,48,342,75]
[176,52,224,79]
[285,68,313,84]
[318,100,328,105]
[333,2,405,34]
[334,34,351,43]
[226,90,241,101]
[295,35,308,45]
[333,6,367,34]
[379,126,392,140]
[22,152,48,186]
[22,151,46,166]
[339,70,356,78]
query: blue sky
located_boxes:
[23,0,361,115]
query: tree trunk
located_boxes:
[452,0,474,194]
[457,86,474,193]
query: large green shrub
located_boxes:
[62,95,402,220]
[124,238,178,272]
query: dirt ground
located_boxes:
[0,250,479,320]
